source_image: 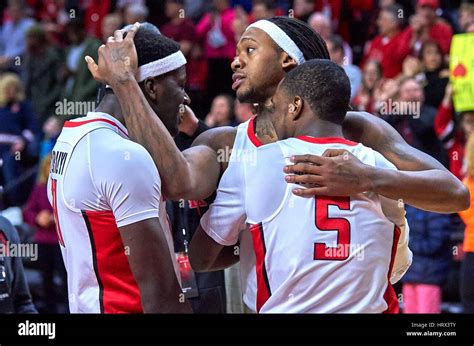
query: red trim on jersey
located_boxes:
[296,136,358,146]
[64,119,129,138]
[247,116,263,147]
[383,225,401,314]
[51,179,65,247]
[82,210,143,313]
[250,223,271,313]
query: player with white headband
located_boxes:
[49,23,192,313]
[87,17,467,313]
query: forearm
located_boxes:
[369,166,468,213]
[345,112,469,212]
[112,79,211,199]
[140,283,192,313]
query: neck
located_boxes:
[255,104,279,144]
[292,117,344,139]
[95,93,126,127]
[171,16,183,24]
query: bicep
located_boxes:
[343,111,445,171]
[119,218,184,312]
[119,218,177,283]
[181,145,220,200]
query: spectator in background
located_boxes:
[38,115,61,161]
[308,12,352,64]
[101,13,123,43]
[197,0,236,102]
[384,77,448,167]
[0,215,37,313]
[327,35,361,101]
[459,2,474,33]
[23,154,68,313]
[251,0,276,21]
[435,84,471,181]
[362,4,411,79]
[0,0,35,71]
[62,17,101,103]
[419,40,449,109]
[0,73,39,206]
[34,0,69,46]
[459,134,474,313]
[185,44,208,119]
[162,0,196,58]
[402,205,452,313]
[401,0,453,56]
[23,25,63,125]
[123,2,149,25]
[82,0,112,40]
[352,60,384,114]
[293,0,315,23]
[234,99,254,124]
[204,94,235,127]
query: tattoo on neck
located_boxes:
[255,117,278,144]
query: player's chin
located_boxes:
[237,86,257,104]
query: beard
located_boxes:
[237,85,270,104]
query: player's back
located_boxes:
[48,112,176,313]
[243,136,405,313]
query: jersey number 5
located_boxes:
[314,196,351,261]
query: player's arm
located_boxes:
[189,158,246,272]
[85,24,223,201]
[285,111,469,213]
[188,227,239,272]
[119,219,191,313]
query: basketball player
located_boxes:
[48,23,192,313]
[86,18,467,312]
[190,59,411,313]
[86,18,468,212]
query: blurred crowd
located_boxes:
[0,0,473,314]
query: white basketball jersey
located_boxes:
[47,112,177,313]
[227,117,261,311]
[201,132,412,313]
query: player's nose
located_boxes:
[231,56,241,72]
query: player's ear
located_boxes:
[289,96,303,120]
[142,77,159,101]
[281,52,297,71]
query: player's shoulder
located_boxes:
[87,128,155,169]
[350,141,396,170]
[192,125,237,152]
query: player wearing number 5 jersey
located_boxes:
[190,60,412,313]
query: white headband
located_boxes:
[247,20,306,65]
[137,50,187,82]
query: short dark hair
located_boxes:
[125,22,180,68]
[267,17,330,61]
[381,4,406,27]
[281,59,350,124]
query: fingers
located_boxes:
[114,29,125,42]
[285,174,324,185]
[85,55,103,82]
[284,162,323,175]
[125,22,140,41]
[322,149,349,158]
[292,186,329,198]
[289,154,327,165]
